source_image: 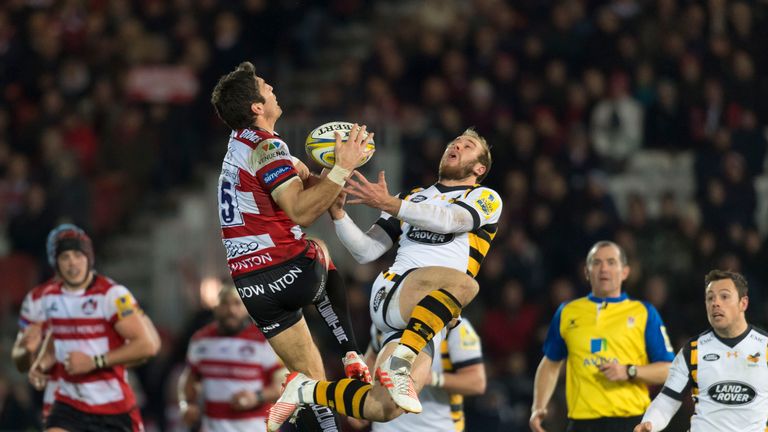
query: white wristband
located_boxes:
[431,371,445,388]
[327,165,351,186]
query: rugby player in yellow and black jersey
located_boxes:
[531,241,674,432]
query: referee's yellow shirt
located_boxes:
[543,293,674,419]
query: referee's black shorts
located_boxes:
[567,416,643,432]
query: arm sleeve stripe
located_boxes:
[454,201,481,230]
[375,218,401,243]
[268,173,298,191]
[482,223,498,234]
[661,386,685,401]
[451,357,484,370]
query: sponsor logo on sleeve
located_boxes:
[262,165,293,185]
[115,294,136,319]
[256,140,289,165]
[473,190,500,219]
[411,195,427,203]
[459,324,480,349]
[703,353,720,361]
[708,381,756,405]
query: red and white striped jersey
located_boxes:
[187,323,282,432]
[19,279,60,417]
[39,274,141,415]
[218,128,308,278]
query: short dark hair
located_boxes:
[462,127,492,182]
[705,269,748,298]
[211,62,264,130]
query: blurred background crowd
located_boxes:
[1,0,767,431]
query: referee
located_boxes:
[530,241,675,432]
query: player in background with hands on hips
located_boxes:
[211,61,373,429]
[267,129,502,431]
[634,270,768,432]
[531,241,674,432]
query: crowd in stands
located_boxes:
[1,1,767,431]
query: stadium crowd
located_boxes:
[1,0,767,431]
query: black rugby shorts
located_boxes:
[234,240,328,337]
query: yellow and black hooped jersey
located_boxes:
[543,293,675,419]
[661,326,768,432]
[375,183,502,277]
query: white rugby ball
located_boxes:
[305,121,375,169]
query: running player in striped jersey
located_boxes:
[267,129,501,430]
[13,278,59,419]
[179,287,284,432]
[28,224,161,432]
[635,270,768,432]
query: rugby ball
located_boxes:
[305,121,375,169]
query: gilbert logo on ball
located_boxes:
[305,121,375,168]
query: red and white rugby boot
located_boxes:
[266,371,313,432]
[375,355,422,414]
[343,351,372,383]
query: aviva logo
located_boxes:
[590,338,607,353]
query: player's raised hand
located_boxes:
[633,421,653,432]
[333,124,374,171]
[345,171,400,215]
[529,407,547,432]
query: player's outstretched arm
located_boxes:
[330,191,393,263]
[345,171,476,234]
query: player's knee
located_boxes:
[456,275,479,301]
